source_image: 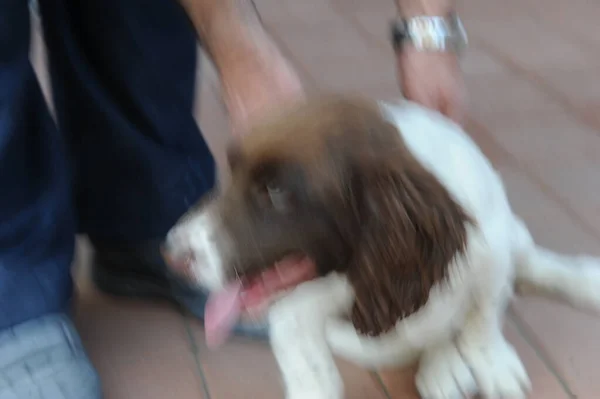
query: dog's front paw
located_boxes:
[457,337,531,399]
[416,341,477,399]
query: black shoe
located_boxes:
[90,238,269,339]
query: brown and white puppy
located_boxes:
[164,96,600,399]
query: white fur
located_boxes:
[269,273,354,399]
[169,100,600,399]
[166,210,229,290]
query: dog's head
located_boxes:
[164,96,471,337]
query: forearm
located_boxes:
[178,0,272,74]
[395,0,455,16]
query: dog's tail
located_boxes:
[513,218,600,313]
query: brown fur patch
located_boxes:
[210,96,472,336]
[346,144,472,336]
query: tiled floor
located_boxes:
[30,0,600,397]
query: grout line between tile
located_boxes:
[329,0,393,57]
[508,309,576,399]
[372,371,393,399]
[470,37,600,134]
[260,22,319,90]
[182,312,213,399]
[467,118,600,242]
[526,11,600,61]
[459,1,600,62]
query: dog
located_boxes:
[163,96,600,399]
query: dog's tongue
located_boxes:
[204,281,243,349]
[204,256,318,349]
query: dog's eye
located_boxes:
[266,182,292,212]
[266,182,282,195]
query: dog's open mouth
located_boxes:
[204,254,317,348]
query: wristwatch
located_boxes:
[390,13,468,55]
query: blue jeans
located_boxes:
[0,0,216,330]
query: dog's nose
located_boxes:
[162,244,195,278]
[162,229,195,277]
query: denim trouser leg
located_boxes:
[38,0,217,244]
[36,1,268,339]
[0,2,100,397]
[0,0,75,330]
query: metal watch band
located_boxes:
[390,13,467,55]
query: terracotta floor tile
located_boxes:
[463,118,510,167]
[512,300,600,398]
[269,9,510,94]
[493,163,600,398]
[259,0,341,27]
[465,72,564,125]
[195,335,285,399]
[461,46,510,76]
[268,18,398,94]
[188,320,388,399]
[73,292,205,399]
[334,360,389,399]
[269,19,379,63]
[581,102,600,131]
[350,8,400,46]
[251,0,295,24]
[72,239,205,399]
[500,160,600,398]
[497,164,600,254]
[530,0,600,44]
[495,164,600,399]
[457,0,536,24]
[487,114,600,236]
[354,84,404,104]
[467,17,596,70]
[378,366,420,399]
[504,319,570,399]
[536,67,600,106]
[196,53,230,173]
[486,112,600,171]
[332,0,396,14]
[531,159,600,237]
[304,53,397,93]
[279,0,340,22]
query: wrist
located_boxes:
[208,23,275,75]
[180,0,270,73]
[395,0,455,17]
[396,47,461,70]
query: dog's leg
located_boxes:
[268,273,355,399]
[416,252,531,399]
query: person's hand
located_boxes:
[220,39,304,135]
[396,48,467,125]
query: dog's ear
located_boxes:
[346,155,472,337]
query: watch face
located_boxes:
[411,17,452,50]
[414,18,446,50]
